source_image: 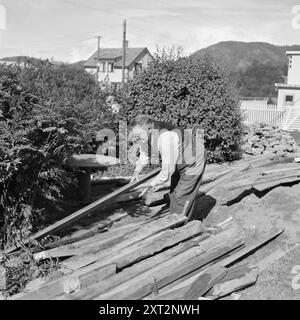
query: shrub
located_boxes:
[0,62,117,248]
[119,51,243,163]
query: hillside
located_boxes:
[191,41,300,72]
[191,41,300,98]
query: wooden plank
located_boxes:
[36,220,145,256]
[60,234,210,300]
[228,171,300,191]
[254,176,300,192]
[37,213,130,250]
[207,264,259,299]
[114,220,205,269]
[220,228,284,267]
[115,191,140,203]
[13,264,116,300]
[61,213,186,271]
[63,264,116,295]
[34,248,89,261]
[148,265,227,300]
[4,168,161,254]
[199,164,250,195]
[94,228,245,300]
[261,166,300,176]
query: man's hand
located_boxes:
[130,171,140,183]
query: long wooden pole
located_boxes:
[4,168,160,254]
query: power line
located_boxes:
[60,0,162,29]
[3,30,121,50]
[6,24,122,47]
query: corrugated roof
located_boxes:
[84,47,149,68]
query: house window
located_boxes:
[99,62,106,72]
[285,95,294,103]
[107,62,114,73]
[134,63,142,74]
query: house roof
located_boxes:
[286,51,300,56]
[84,47,150,68]
[275,83,300,89]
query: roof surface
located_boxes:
[286,51,300,56]
[84,47,149,68]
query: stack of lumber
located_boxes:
[242,123,297,157]
[4,153,294,300]
[227,163,300,192]
[9,212,283,300]
[143,152,295,207]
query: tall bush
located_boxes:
[0,62,117,247]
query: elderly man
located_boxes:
[129,115,207,219]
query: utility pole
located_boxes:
[122,19,127,86]
[96,35,101,83]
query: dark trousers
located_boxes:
[169,151,207,219]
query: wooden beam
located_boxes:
[199,164,250,195]
[4,168,160,254]
[261,166,300,176]
[228,171,300,191]
[34,248,90,261]
[220,228,284,267]
[13,264,116,300]
[254,176,300,192]
[207,264,259,299]
[42,218,143,251]
[61,234,210,300]
[148,264,227,300]
[113,220,205,269]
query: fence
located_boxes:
[241,104,285,126]
[241,103,300,131]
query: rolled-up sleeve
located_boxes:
[150,131,179,187]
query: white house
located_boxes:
[276,51,300,109]
[84,45,152,87]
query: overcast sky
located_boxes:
[0,0,300,62]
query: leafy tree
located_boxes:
[0,62,117,247]
[119,51,243,163]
